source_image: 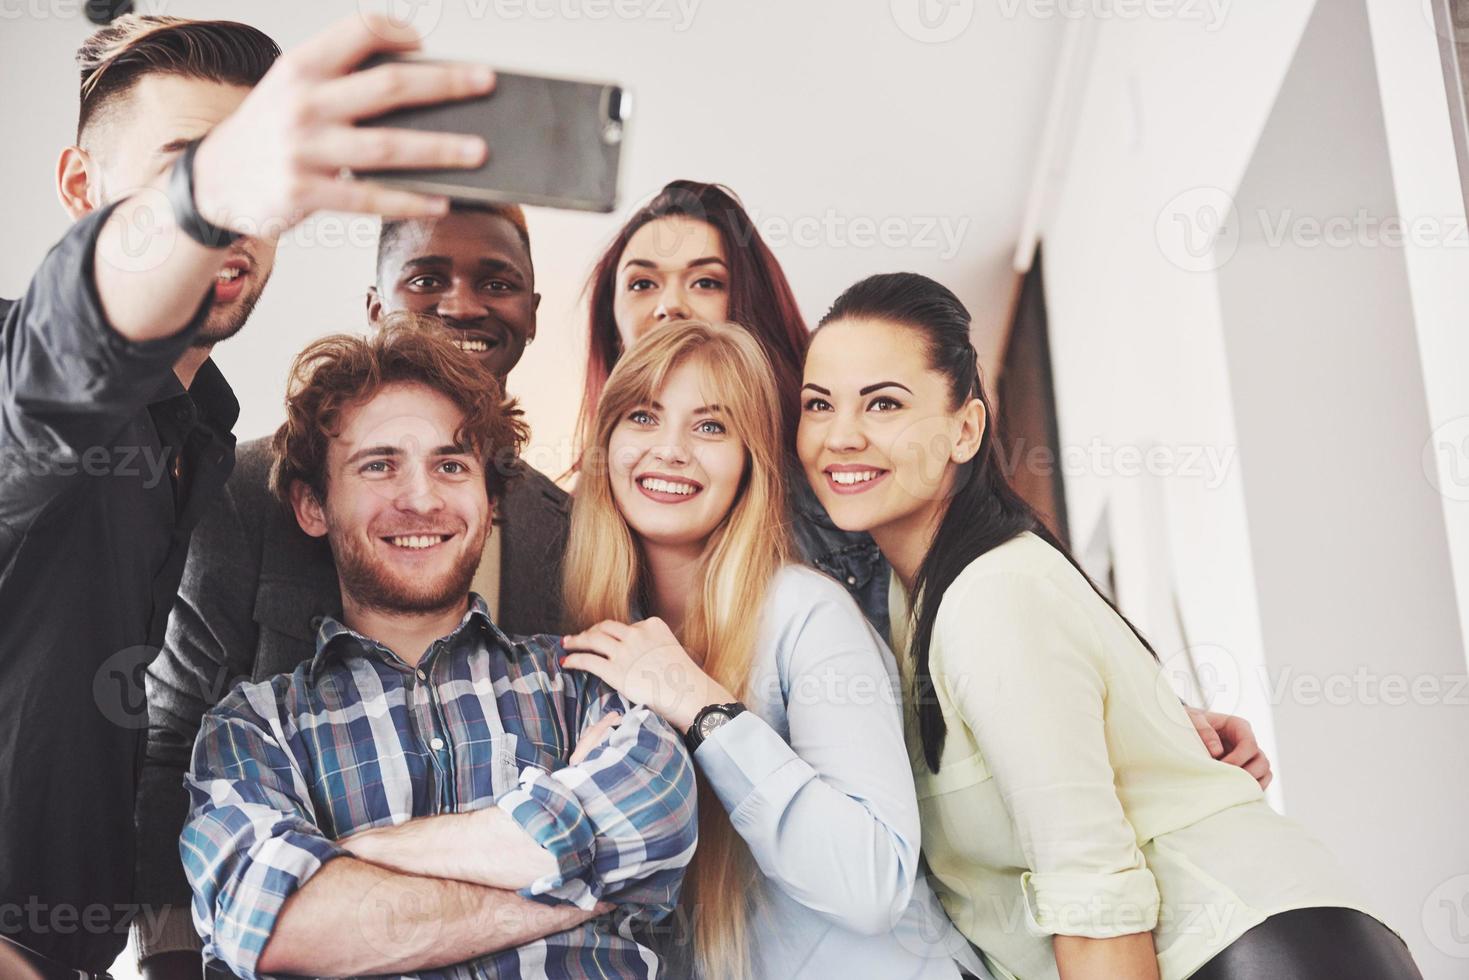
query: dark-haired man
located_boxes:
[0,12,498,977]
[134,202,570,976]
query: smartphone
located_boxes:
[355,56,630,213]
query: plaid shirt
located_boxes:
[180,595,697,979]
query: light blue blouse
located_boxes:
[693,564,990,979]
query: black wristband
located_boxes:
[167,139,240,249]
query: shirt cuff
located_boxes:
[1020,866,1160,938]
[495,764,597,906]
[133,904,203,964]
[66,198,213,362]
[196,830,343,980]
[693,710,808,818]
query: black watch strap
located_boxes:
[168,138,240,249]
[684,701,746,754]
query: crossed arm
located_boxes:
[183,678,694,980]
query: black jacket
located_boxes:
[0,202,237,973]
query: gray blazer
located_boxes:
[134,436,571,912]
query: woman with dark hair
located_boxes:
[579,179,892,634]
[795,272,1421,980]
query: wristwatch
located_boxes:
[167,138,240,249]
[684,701,747,753]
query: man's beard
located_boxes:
[329,526,484,616]
[191,263,271,348]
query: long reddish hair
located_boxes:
[578,180,810,455]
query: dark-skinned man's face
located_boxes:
[368,210,541,380]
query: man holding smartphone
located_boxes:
[0,12,496,978]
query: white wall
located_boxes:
[1042,0,1469,975]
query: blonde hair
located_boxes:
[562,320,794,979]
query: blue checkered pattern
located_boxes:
[180,595,696,979]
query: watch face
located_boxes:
[699,710,732,739]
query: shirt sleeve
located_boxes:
[180,684,345,980]
[494,656,697,921]
[0,199,211,541]
[940,568,1160,940]
[693,572,923,935]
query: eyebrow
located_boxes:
[800,382,912,396]
[621,256,727,272]
[648,400,724,414]
[400,256,522,275]
[861,382,912,396]
[344,444,470,465]
[158,137,192,154]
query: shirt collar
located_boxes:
[308,592,515,681]
[150,356,241,434]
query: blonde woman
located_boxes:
[559,320,987,979]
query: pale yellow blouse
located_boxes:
[889,532,1384,980]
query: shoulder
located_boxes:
[202,669,296,734]
[223,435,283,520]
[942,532,1085,605]
[503,458,569,510]
[763,564,864,623]
[931,532,1103,650]
[760,564,888,667]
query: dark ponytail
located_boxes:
[818,273,1155,773]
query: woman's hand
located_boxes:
[561,618,735,734]
[1185,707,1273,789]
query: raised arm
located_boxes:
[93,13,493,345]
[0,200,210,548]
[944,570,1160,980]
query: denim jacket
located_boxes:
[786,468,891,640]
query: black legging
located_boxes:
[1190,906,1421,979]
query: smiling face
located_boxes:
[291,382,490,615]
[74,74,276,345]
[606,357,747,555]
[612,216,730,350]
[371,210,540,380]
[798,317,983,545]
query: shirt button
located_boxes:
[846,575,858,586]
[416,669,428,682]
[430,737,445,751]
